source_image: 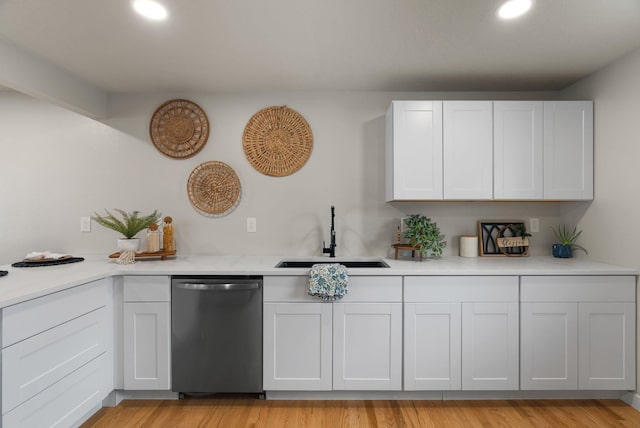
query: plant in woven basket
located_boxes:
[92,209,161,239]
[403,214,446,259]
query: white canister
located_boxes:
[459,235,479,258]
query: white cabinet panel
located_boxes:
[123,276,170,302]
[443,101,493,199]
[521,302,578,390]
[263,303,332,391]
[404,303,461,390]
[123,302,170,390]
[333,303,402,390]
[543,101,593,200]
[493,101,543,199]
[2,307,108,414]
[2,354,110,428]
[578,302,635,390]
[2,278,109,347]
[386,100,443,200]
[461,302,519,390]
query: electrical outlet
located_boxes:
[247,217,257,233]
[529,218,539,233]
[80,216,91,232]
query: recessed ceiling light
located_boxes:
[496,0,533,20]
[132,0,168,21]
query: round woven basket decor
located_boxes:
[187,161,241,216]
[242,106,313,177]
[150,99,209,159]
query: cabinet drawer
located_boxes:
[2,278,110,347]
[264,276,402,302]
[2,353,109,428]
[2,307,108,413]
[124,276,170,302]
[521,276,635,302]
[405,276,518,302]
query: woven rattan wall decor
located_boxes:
[242,106,313,177]
[187,161,241,217]
[150,99,209,159]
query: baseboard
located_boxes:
[115,389,180,400]
[265,390,627,401]
[444,390,621,400]
[265,391,443,400]
[620,391,640,412]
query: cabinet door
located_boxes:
[443,101,493,200]
[386,100,443,200]
[404,303,461,390]
[462,302,519,390]
[543,101,593,200]
[263,303,332,391]
[579,302,636,390]
[520,302,578,390]
[123,302,170,390]
[493,101,543,199]
[333,303,402,390]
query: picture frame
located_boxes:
[477,221,530,257]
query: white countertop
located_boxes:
[0,255,636,309]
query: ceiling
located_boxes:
[1,0,640,93]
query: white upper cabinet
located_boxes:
[386,100,443,200]
[443,101,493,200]
[386,99,593,201]
[543,101,593,200]
[493,101,543,200]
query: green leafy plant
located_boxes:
[508,223,532,239]
[93,209,161,239]
[403,214,446,258]
[551,225,588,254]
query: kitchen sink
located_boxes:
[275,259,390,268]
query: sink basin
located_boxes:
[275,259,390,268]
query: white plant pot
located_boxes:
[117,238,141,252]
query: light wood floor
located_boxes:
[83,398,640,427]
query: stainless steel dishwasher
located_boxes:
[171,276,263,396]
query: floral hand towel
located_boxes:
[308,263,349,301]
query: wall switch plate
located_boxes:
[247,217,257,233]
[80,216,91,232]
[529,218,539,233]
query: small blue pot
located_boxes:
[552,244,573,258]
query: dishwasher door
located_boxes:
[171,276,263,394]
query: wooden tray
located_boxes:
[109,250,176,260]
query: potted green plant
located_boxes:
[93,209,161,251]
[403,214,446,259]
[551,225,587,258]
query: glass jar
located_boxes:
[162,216,174,252]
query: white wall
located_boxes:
[1,90,564,265]
[561,47,640,268]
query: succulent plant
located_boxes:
[551,225,588,255]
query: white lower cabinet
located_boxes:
[263,276,402,391]
[404,303,461,390]
[404,276,519,391]
[123,276,171,390]
[1,278,113,428]
[521,276,636,390]
[461,302,519,390]
[333,303,402,390]
[263,302,332,390]
[521,302,578,389]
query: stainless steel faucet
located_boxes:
[322,205,336,258]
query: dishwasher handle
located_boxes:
[176,282,260,291]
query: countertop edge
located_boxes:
[0,256,637,309]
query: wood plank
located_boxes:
[82,398,640,427]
